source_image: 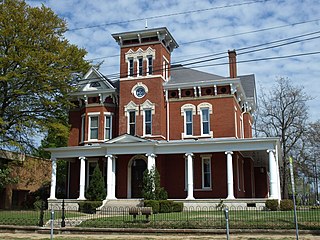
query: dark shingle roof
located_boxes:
[239,74,256,98]
[168,65,226,85]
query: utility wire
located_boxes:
[68,0,270,31]
[85,18,320,62]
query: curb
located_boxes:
[1,225,320,236]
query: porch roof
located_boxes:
[46,137,281,166]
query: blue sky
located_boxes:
[27,0,320,121]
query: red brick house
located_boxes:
[47,27,281,207]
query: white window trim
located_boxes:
[128,57,134,77]
[143,109,152,136]
[184,109,193,137]
[137,57,143,76]
[127,110,136,135]
[125,47,155,78]
[181,104,196,139]
[201,156,212,189]
[199,107,213,137]
[81,114,85,143]
[147,55,154,76]
[131,82,149,97]
[88,114,99,141]
[104,112,113,141]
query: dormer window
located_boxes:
[90,81,101,88]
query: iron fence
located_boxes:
[0,204,319,230]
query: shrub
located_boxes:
[143,166,168,200]
[79,201,102,214]
[85,165,106,201]
[144,200,160,214]
[159,200,173,213]
[280,199,294,211]
[266,199,279,211]
[172,202,184,212]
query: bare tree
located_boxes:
[255,77,311,199]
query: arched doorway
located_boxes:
[131,159,147,198]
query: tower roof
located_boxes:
[112,27,179,52]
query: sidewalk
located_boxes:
[1,232,320,239]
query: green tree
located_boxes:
[143,166,167,200]
[85,165,106,201]
[0,164,18,191]
[0,0,90,151]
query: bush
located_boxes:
[79,201,102,214]
[266,199,279,211]
[85,165,106,201]
[144,200,160,214]
[280,199,294,211]
[33,199,45,210]
[172,202,184,212]
[159,200,173,213]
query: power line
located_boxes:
[187,51,320,69]
[85,18,320,62]
[77,49,320,84]
[68,0,270,31]
[180,18,320,45]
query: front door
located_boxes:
[131,159,147,198]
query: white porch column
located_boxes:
[185,153,195,200]
[267,149,278,199]
[77,156,86,200]
[146,153,156,171]
[225,151,235,199]
[106,155,117,199]
[49,157,57,200]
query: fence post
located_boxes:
[38,200,44,227]
[61,199,65,227]
[224,207,230,240]
[50,209,54,240]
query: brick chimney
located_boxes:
[228,50,237,78]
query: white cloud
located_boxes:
[26,0,320,121]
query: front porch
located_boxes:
[47,135,282,205]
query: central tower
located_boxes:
[112,27,178,139]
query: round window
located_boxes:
[135,86,146,98]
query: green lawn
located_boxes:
[0,210,84,226]
[0,209,319,230]
[78,209,320,230]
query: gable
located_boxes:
[78,67,116,93]
[106,134,151,144]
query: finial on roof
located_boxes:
[145,19,148,29]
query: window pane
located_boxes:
[138,58,143,75]
[203,159,211,188]
[145,110,151,121]
[91,117,98,127]
[186,123,192,135]
[145,110,152,135]
[202,109,209,121]
[129,111,135,123]
[186,111,192,122]
[204,173,210,188]
[91,128,98,139]
[105,116,110,127]
[145,123,151,135]
[203,122,209,134]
